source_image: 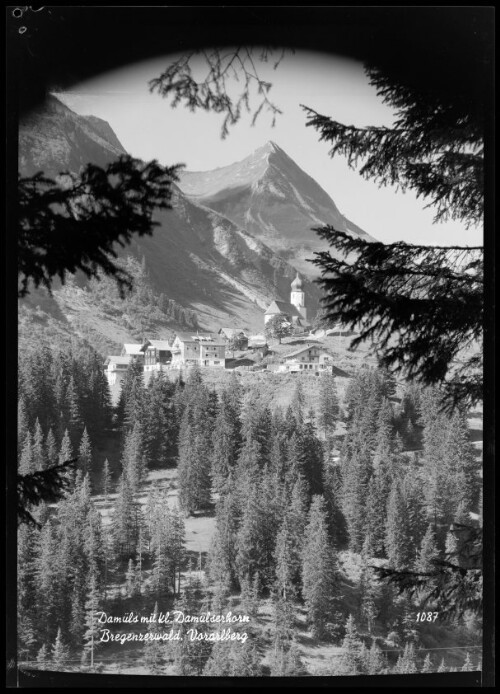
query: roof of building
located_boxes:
[122,343,143,355]
[291,272,303,291]
[105,355,132,365]
[147,340,172,350]
[174,331,227,345]
[284,345,332,359]
[174,331,212,342]
[264,300,303,317]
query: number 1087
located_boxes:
[416,612,438,622]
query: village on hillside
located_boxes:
[104,273,351,391]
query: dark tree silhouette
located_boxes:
[149,47,290,139]
[17,155,180,524]
[18,155,181,298]
[301,59,484,412]
[310,231,483,411]
[374,527,482,620]
[17,459,77,528]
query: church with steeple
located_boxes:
[264,272,310,331]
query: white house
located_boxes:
[104,355,132,386]
[171,332,226,367]
[278,344,334,374]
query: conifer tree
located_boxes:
[374,397,394,457]
[82,574,101,669]
[415,524,440,572]
[211,389,241,496]
[363,468,388,557]
[171,589,207,675]
[102,459,111,501]
[442,410,480,519]
[341,438,372,551]
[444,526,459,561]
[322,461,348,549]
[66,375,83,444]
[36,644,49,670]
[395,642,417,673]
[150,501,173,597]
[290,378,305,425]
[402,464,427,553]
[33,520,58,647]
[296,421,324,497]
[301,496,339,638]
[366,641,385,674]
[271,636,305,676]
[437,658,447,673]
[84,505,105,584]
[236,483,268,586]
[209,492,240,591]
[117,360,146,433]
[78,427,93,477]
[339,615,363,674]
[70,567,87,647]
[318,374,339,438]
[422,652,433,673]
[229,637,263,676]
[359,566,378,635]
[275,513,301,602]
[32,418,45,471]
[58,429,74,465]
[121,422,147,495]
[19,431,34,475]
[144,601,164,673]
[51,627,69,668]
[178,388,214,515]
[45,428,58,466]
[111,474,138,558]
[461,652,474,671]
[18,524,38,649]
[385,480,413,570]
[18,397,30,457]
[202,641,234,676]
[125,558,137,597]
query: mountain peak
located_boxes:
[177,140,374,276]
[260,140,281,154]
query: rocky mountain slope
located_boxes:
[18,97,324,350]
[19,94,128,177]
[178,141,374,277]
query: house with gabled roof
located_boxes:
[278,344,334,374]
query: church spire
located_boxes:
[291,272,303,291]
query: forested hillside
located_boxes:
[17,346,482,675]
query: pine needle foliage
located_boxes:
[18,155,181,298]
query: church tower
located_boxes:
[290,272,307,320]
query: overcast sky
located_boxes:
[55,49,482,247]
